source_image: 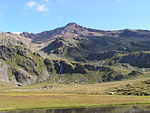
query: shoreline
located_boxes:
[1,102,150,112]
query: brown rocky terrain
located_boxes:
[0,23,150,86]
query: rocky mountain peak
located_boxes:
[65,22,81,28]
[60,22,85,34]
[21,32,31,35]
[19,23,150,44]
[20,32,35,39]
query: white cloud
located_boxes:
[26,1,49,13]
[37,4,49,12]
[26,1,36,8]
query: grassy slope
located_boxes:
[16,77,150,95]
[0,93,150,111]
[0,70,149,94]
[0,77,150,111]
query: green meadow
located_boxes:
[0,77,150,111]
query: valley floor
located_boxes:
[0,78,150,111]
[0,92,150,111]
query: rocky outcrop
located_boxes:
[102,71,124,82]
[0,33,46,86]
[16,58,40,75]
[44,59,125,83]
[40,68,50,82]
[44,59,54,72]
[0,60,9,83]
[12,68,37,86]
[119,52,150,68]
[128,70,143,76]
[86,51,117,61]
[73,63,86,74]
[44,59,85,74]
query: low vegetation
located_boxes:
[0,93,150,111]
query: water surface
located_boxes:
[1,105,150,113]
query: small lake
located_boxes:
[1,105,150,113]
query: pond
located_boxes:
[1,105,150,113]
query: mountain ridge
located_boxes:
[1,23,150,86]
[20,22,150,43]
[20,23,150,61]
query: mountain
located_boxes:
[0,32,49,86]
[20,22,150,68]
[0,32,124,86]
[1,23,150,86]
[21,23,150,61]
[20,23,105,43]
[20,23,150,43]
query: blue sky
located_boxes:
[0,0,150,33]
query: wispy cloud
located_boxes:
[37,4,49,12]
[26,1,36,8]
[26,0,49,12]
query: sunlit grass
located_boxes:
[0,78,150,111]
[0,77,149,95]
[0,94,150,111]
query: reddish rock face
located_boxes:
[20,23,150,44]
[20,23,106,43]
